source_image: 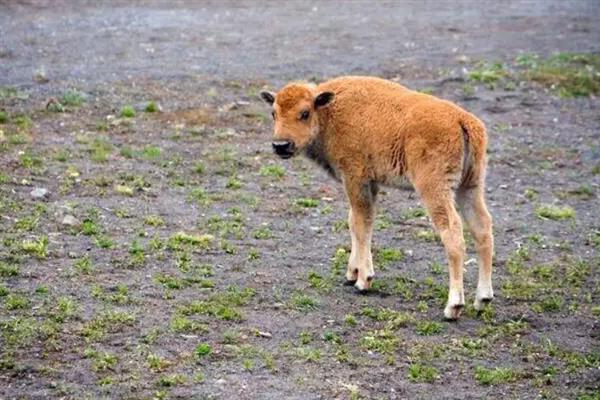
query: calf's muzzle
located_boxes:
[272,140,295,159]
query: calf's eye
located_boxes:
[300,110,310,120]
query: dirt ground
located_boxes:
[1,1,599,399]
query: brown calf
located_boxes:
[260,76,494,320]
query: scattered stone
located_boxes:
[258,331,272,338]
[456,54,470,64]
[219,100,250,112]
[30,187,48,199]
[62,215,80,227]
[34,66,49,83]
[220,102,238,112]
[181,334,198,339]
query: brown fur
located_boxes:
[262,76,494,319]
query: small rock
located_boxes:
[62,215,80,227]
[181,334,198,339]
[456,55,470,64]
[219,100,250,112]
[30,187,48,199]
[258,331,272,338]
[219,102,239,112]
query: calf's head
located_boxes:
[260,83,334,159]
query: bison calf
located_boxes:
[260,76,494,320]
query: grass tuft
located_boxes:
[120,105,135,118]
[145,101,159,113]
[474,366,520,385]
[408,363,439,383]
[535,204,575,220]
[520,53,600,97]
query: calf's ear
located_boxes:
[314,91,335,109]
[260,91,276,105]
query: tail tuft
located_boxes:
[458,114,487,188]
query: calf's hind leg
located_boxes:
[457,186,494,310]
[344,178,377,291]
[416,183,466,320]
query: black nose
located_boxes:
[272,140,295,159]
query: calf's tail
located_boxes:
[458,113,487,189]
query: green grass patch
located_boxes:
[196,343,211,358]
[81,310,136,341]
[360,306,413,330]
[260,165,286,179]
[0,262,19,277]
[253,226,273,240]
[402,207,426,220]
[21,236,48,258]
[144,215,165,227]
[474,366,520,385]
[532,295,564,313]
[73,255,94,275]
[415,320,444,335]
[119,105,135,118]
[307,271,332,292]
[535,204,575,220]
[4,293,29,310]
[290,292,320,312]
[141,145,161,160]
[468,61,507,88]
[375,247,404,268]
[115,184,134,196]
[408,363,439,383]
[519,53,600,97]
[176,285,255,322]
[145,101,159,113]
[1,317,38,347]
[157,374,186,387]
[61,89,86,106]
[360,329,399,356]
[167,232,213,250]
[295,198,319,208]
[170,315,207,333]
[189,187,211,207]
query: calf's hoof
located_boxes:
[474,296,494,311]
[354,275,373,293]
[444,303,464,321]
[345,268,358,284]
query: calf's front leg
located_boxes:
[344,178,377,291]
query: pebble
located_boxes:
[30,187,48,199]
[456,54,470,63]
[62,215,80,227]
